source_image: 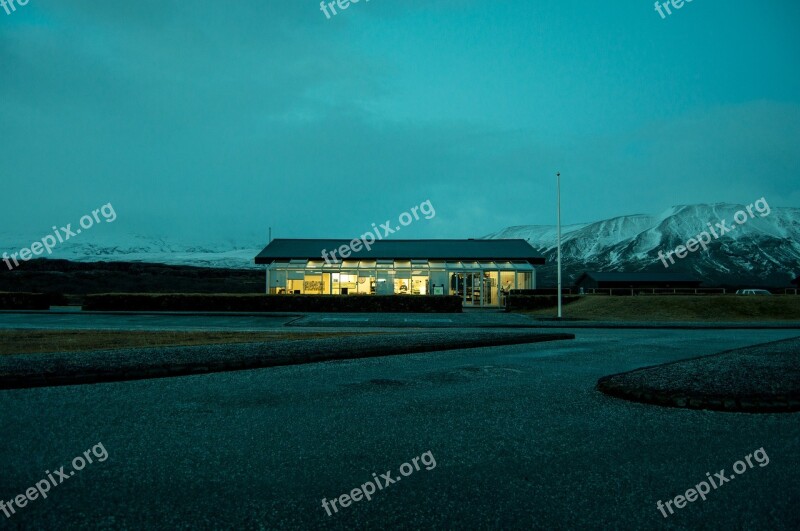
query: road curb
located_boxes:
[596,378,800,413]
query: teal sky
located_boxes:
[1,0,798,242]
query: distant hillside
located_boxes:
[485,203,800,287]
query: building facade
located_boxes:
[254,239,544,307]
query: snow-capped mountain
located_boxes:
[0,231,264,270]
[485,203,800,286]
[3,202,798,286]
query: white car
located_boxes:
[735,289,772,295]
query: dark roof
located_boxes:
[575,271,701,284]
[254,239,545,265]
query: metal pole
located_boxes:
[556,172,562,319]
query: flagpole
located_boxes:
[556,172,562,319]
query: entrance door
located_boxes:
[453,272,497,307]
[466,272,481,307]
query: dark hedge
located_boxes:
[505,295,581,311]
[83,294,463,313]
[0,292,53,310]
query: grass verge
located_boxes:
[0,330,373,356]
[521,295,800,322]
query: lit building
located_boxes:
[254,239,544,308]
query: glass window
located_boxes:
[304,274,323,294]
[322,273,331,294]
[500,271,516,292]
[512,261,534,271]
[485,271,499,306]
[286,279,304,294]
[330,272,355,294]
[376,271,394,294]
[270,269,288,294]
[394,278,410,294]
[356,273,374,294]
[412,275,429,295]
[336,272,358,294]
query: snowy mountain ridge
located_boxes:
[2,202,799,285]
[484,203,800,285]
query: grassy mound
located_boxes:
[597,337,800,412]
[523,295,800,322]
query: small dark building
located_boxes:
[574,271,702,290]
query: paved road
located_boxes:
[0,310,535,333]
[1,329,798,529]
[290,313,800,329]
[2,310,799,332]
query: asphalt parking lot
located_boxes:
[1,327,798,529]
